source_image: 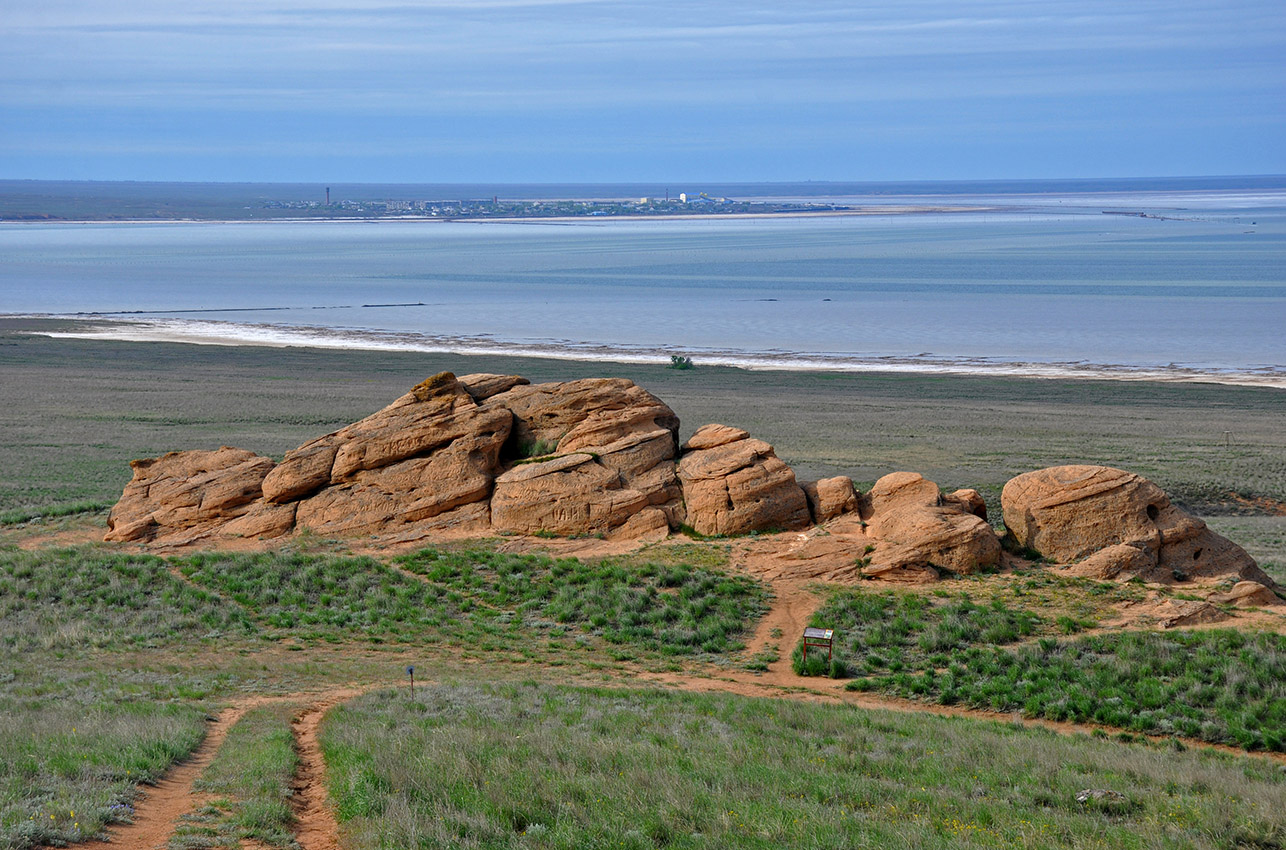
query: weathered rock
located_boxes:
[102,376,1271,585]
[367,502,493,545]
[1157,598,1230,629]
[1208,581,1281,608]
[456,373,530,401]
[488,378,680,457]
[261,443,337,504]
[858,472,1001,576]
[222,501,299,540]
[594,429,684,525]
[1001,465,1272,586]
[490,453,650,535]
[294,444,500,536]
[802,476,859,523]
[262,372,511,504]
[682,424,749,451]
[942,488,988,521]
[329,376,510,481]
[677,425,810,536]
[1062,543,1153,580]
[106,447,275,543]
[608,507,671,542]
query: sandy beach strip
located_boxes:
[16,315,1286,390]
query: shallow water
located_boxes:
[2,188,1284,383]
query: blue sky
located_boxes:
[2,0,1284,182]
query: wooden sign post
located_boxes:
[802,627,834,663]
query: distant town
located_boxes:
[260,191,856,219]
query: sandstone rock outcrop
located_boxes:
[802,477,859,523]
[107,373,684,545]
[485,378,684,534]
[103,376,1269,595]
[1059,543,1154,580]
[105,447,275,544]
[1001,465,1273,586]
[1207,581,1281,608]
[858,472,1002,577]
[677,424,811,536]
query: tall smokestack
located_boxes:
[326,187,330,206]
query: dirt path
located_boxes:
[743,578,825,686]
[69,686,371,850]
[290,689,368,850]
[73,705,248,850]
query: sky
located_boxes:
[2,0,1284,183]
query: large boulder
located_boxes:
[677,424,811,536]
[262,372,511,504]
[490,453,652,535]
[1001,465,1272,586]
[487,378,684,531]
[1207,581,1281,608]
[105,446,275,543]
[858,472,1001,576]
[802,476,860,523]
[486,378,680,458]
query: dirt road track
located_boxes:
[73,706,247,850]
[68,687,369,850]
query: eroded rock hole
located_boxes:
[1193,548,1203,560]
[1146,504,1159,521]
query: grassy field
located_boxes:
[0,674,210,849]
[790,577,1286,750]
[322,681,1286,850]
[3,538,1284,848]
[1,323,1284,848]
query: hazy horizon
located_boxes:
[3,2,1283,183]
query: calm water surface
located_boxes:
[2,192,1283,382]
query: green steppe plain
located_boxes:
[1,318,1284,849]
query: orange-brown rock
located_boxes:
[490,453,651,535]
[487,378,680,457]
[262,372,511,504]
[1156,599,1230,629]
[802,476,859,523]
[682,424,749,451]
[593,429,685,526]
[105,446,275,543]
[294,446,499,536]
[677,425,810,536]
[456,373,529,401]
[1207,581,1281,608]
[942,488,988,521]
[102,376,1270,587]
[1061,543,1153,580]
[858,472,1002,576]
[1001,465,1272,586]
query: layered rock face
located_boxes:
[487,379,684,535]
[859,472,1002,578]
[103,376,1269,594]
[677,424,811,536]
[105,447,276,544]
[107,373,695,545]
[1001,465,1273,586]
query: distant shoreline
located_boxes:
[12,315,1284,390]
[0,205,1002,226]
